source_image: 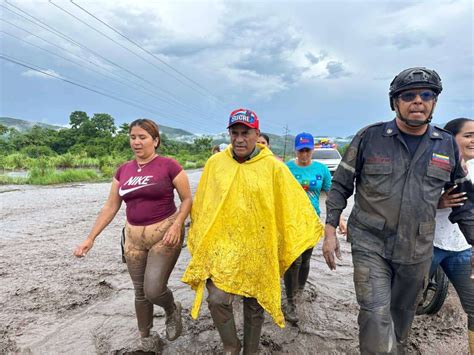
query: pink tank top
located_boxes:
[115,156,183,226]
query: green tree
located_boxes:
[21,145,56,158]
[91,113,116,136]
[69,111,89,130]
[0,123,8,135]
[51,128,77,154]
[192,137,213,153]
[118,122,130,135]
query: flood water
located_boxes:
[0,169,468,354]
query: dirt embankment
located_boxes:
[0,171,468,354]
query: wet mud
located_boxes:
[0,170,468,354]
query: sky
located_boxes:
[0,0,473,137]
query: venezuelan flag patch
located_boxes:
[430,153,451,171]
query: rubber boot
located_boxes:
[243,322,262,354]
[165,302,183,341]
[469,330,474,354]
[215,318,241,354]
[284,298,298,324]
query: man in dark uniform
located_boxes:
[322,67,474,354]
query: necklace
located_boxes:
[136,155,157,172]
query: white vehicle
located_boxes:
[312,148,342,175]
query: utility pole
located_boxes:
[282,124,290,161]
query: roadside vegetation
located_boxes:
[0,111,212,185]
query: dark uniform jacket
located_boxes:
[326,119,474,264]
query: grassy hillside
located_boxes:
[159,124,194,138]
[0,117,64,132]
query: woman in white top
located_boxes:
[433,117,474,352]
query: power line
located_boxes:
[70,0,227,107]
[2,1,215,119]
[49,1,202,97]
[0,30,185,113]
[0,53,215,133]
[0,22,217,119]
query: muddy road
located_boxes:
[0,170,468,354]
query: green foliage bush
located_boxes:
[99,165,116,178]
[21,145,56,158]
[51,153,75,168]
[0,175,27,184]
[28,158,56,183]
[0,153,33,170]
[27,168,99,185]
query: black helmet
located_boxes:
[389,67,442,110]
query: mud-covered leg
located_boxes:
[206,279,241,354]
[352,247,397,355]
[283,256,301,323]
[125,249,154,338]
[390,258,431,354]
[298,247,314,290]
[144,237,183,341]
[243,297,264,354]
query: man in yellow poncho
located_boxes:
[182,108,324,354]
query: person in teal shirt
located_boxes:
[286,151,332,216]
[283,132,336,323]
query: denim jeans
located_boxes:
[430,246,474,330]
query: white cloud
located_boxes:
[21,69,61,79]
[224,67,288,101]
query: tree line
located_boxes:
[0,111,213,185]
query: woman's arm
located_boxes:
[74,179,123,257]
[162,170,193,246]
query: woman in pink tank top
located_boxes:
[74,119,192,346]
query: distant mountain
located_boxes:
[159,125,195,141]
[0,117,64,132]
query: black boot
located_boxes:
[243,298,264,354]
[214,318,241,354]
[243,322,262,354]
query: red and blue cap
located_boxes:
[295,132,314,151]
[227,108,259,129]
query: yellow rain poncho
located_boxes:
[182,145,324,327]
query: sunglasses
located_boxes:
[398,90,437,103]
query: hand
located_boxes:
[338,217,347,237]
[323,224,342,270]
[437,185,467,209]
[74,239,94,257]
[163,223,182,247]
